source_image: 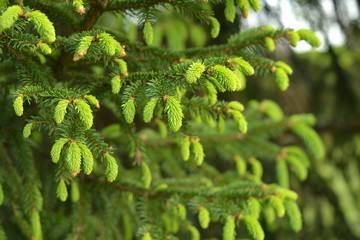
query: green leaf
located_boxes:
[141,233,152,240]
[250,157,263,182]
[187,225,200,240]
[72,0,84,9]
[177,203,187,220]
[275,61,293,75]
[234,155,247,176]
[290,114,316,126]
[268,196,285,218]
[73,36,93,61]
[54,99,69,124]
[275,188,298,201]
[111,75,122,94]
[276,159,289,188]
[249,0,261,12]
[98,32,122,56]
[223,216,236,240]
[186,62,205,83]
[191,140,205,166]
[122,213,134,240]
[228,101,244,111]
[0,183,4,206]
[38,43,52,55]
[0,5,22,33]
[230,110,247,133]
[287,146,310,167]
[114,58,128,74]
[31,210,42,240]
[284,200,303,232]
[198,207,210,229]
[242,215,265,240]
[29,10,56,42]
[231,57,254,75]
[264,37,275,52]
[190,24,207,47]
[286,31,300,47]
[236,0,250,18]
[73,0,85,14]
[164,96,183,132]
[50,138,68,163]
[209,17,220,38]
[274,68,289,91]
[75,99,93,129]
[248,197,261,219]
[141,161,152,189]
[70,182,80,203]
[297,29,321,48]
[180,137,191,161]
[224,0,236,23]
[56,179,68,202]
[263,205,276,224]
[66,142,82,172]
[122,98,136,124]
[269,196,285,218]
[211,65,238,91]
[105,154,118,182]
[143,98,159,123]
[286,155,308,181]
[162,212,179,233]
[77,143,94,175]
[143,21,153,45]
[233,69,246,91]
[260,99,284,121]
[157,120,168,138]
[291,123,325,161]
[203,111,216,127]
[23,123,33,138]
[84,95,100,108]
[217,114,225,133]
[207,75,226,92]
[13,96,23,116]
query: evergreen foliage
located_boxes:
[0,5,22,33]
[0,1,323,239]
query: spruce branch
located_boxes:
[106,0,172,11]
[0,1,325,238]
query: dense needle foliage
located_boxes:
[0,0,324,239]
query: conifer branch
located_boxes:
[106,0,172,11]
[89,176,294,202]
[0,1,324,238]
[182,31,290,58]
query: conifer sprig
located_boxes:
[0,5,22,33]
[28,10,56,42]
[164,95,184,132]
